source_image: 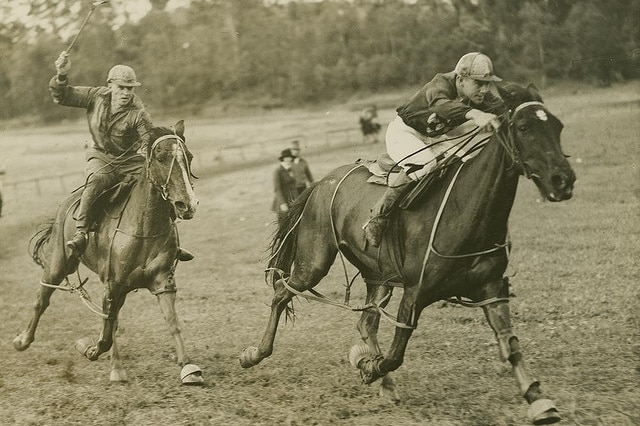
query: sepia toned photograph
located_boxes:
[0,1,638,425]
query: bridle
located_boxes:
[494,101,547,180]
[146,133,193,201]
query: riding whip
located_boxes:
[65,0,110,53]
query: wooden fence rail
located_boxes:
[1,126,362,198]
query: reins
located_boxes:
[417,102,547,308]
[265,267,415,329]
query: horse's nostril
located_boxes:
[174,201,186,211]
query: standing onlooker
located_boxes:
[272,149,299,221]
[359,105,382,144]
[289,140,314,196]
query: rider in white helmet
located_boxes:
[363,52,507,247]
[49,51,194,261]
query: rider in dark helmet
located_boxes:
[363,52,508,247]
[49,51,194,261]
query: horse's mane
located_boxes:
[496,81,544,110]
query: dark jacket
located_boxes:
[49,75,153,158]
[396,72,506,137]
[272,165,299,212]
[291,157,313,190]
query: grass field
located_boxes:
[0,81,638,426]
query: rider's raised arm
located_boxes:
[49,51,100,108]
[48,75,101,108]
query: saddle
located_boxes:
[361,153,462,210]
[360,152,403,185]
[70,175,138,229]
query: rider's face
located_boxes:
[109,83,135,109]
[458,77,491,105]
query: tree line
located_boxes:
[0,0,637,123]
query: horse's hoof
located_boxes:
[110,368,129,382]
[13,334,31,351]
[379,375,401,403]
[239,346,261,368]
[528,398,561,425]
[75,337,98,361]
[348,344,371,368]
[180,364,204,386]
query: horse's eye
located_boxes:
[518,125,529,133]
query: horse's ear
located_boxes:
[174,120,185,139]
[526,83,543,102]
[496,83,518,106]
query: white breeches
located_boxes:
[385,115,491,180]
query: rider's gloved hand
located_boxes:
[55,51,71,77]
[466,109,500,132]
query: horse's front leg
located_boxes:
[354,282,400,402]
[482,295,561,425]
[351,285,421,385]
[77,281,126,361]
[109,318,128,382]
[156,288,203,385]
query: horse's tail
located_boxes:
[29,218,54,269]
[266,184,317,285]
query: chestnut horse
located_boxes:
[14,121,203,385]
[240,83,575,424]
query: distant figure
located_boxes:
[272,149,299,220]
[289,140,314,196]
[359,105,382,144]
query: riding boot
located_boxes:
[67,230,88,257]
[177,248,195,262]
[363,169,414,247]
[67,178,102,257]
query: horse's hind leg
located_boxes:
[240,246,337,368]
[13,256,71,351]
[354,282,400,402]
[353,285,423,385]
[15,216,79,351]
[13,279,57,351]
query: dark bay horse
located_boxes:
[14,121,203,385]
[240,83,575,424]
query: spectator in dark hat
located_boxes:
[289,140,314,196]
[272,149,299,220]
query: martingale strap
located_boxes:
[267,268,416,330]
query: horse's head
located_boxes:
[496,82,576,201]
[146,120,198,219]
